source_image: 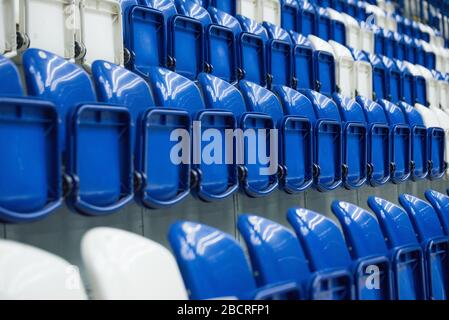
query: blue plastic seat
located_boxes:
[300,90,342,191]
[356,96,390,186]
[168,221,300,300]
[399,194,449,300]
[331,201,392,300]
[236,15,268,86]
[394,33,407,61]
[397,101,429,180]
[366,53,387,101]
[198,73,276,196]
[344,0,358,17]
[262,22,293,88]
[381,56,402,103]
[280,0,300,32]
[367,196,426,300]
[372,26,384,56]
[23,49,133,216]
[425,189,449,236]
[377,99,411,184]
[395,60,415,105]
[308,36,336,97]
[328,11,346,45]
[413,39,426,66]
[403,35,415,64]
[382,29,395,59]
[287,207,353,299]
[315,6,332,41]
[0,55,62,223]
[238,214,351,300]
[91,61,193,207]
[298,1,317,37]
[332,94,367,189]
[146,67,238,202]
[356,1,367,21]
[289,31,315,91]
[209,0,236,16]
[330,0,345,11]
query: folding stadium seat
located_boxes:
[145,68,240,202]
[433,70,449,110]
[330,41,356,98]
[421,40,437,71]
[23,49,134,216]
[0,240,87,299]
[238,214,352,300]
[366,52,387,100]
[236,15,269,86]
[91,61,193,207]
[332,94,368,189]
[307,35,336,97]
[209,0,236,16]
[237,0,280,25]
[413,39,426,66]
[262,22,293,88]
[381,56,401,103]
[396,101,430,180]
[350,48,374,99]
[425,189,449,236]
[341,13,362,51]
[0,55,62,223]
[417,22,432,43]
[81,227,188,299]
[399,194,449,300]
[75,0,124,67]
[280,0,300,32]
[395,59,415,105]
[197,74,281,196]
[169,221,300,300]
[331,201,393,300]
[367,197,426,300]
[315,6,332,41]
[298,1,317,37]
[290,31,315,91]
[376,99,411,183]
[286,208,353,299]
[394,33,407,61]
[298,90,342,190]
[396,15,412,36]
[356,96,390,186]
[403,35,415,63]
[14,0,75,59]
[382,29,395,58]
[0,0,16,58]
[344,0,358,17]
[326,8,347,45]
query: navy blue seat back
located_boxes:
[399,194,449,300]
[332,94,367,189]
[23,49,133,216]
[378,99,411,183]
[301,90,342,191]
[290,31,314,91]
[331,201,392,300]
[0,55,61,222]
[280,0,300,32]
[287,207,353,299]
[367,196,426,300]
[356,96,390,186]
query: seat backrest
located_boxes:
[415,64,439,109]
[0,55,23,96]
[397,101,425,128]
[333,94,366,123]
[209,0,236,16]
[0,240,87,299]
[81,227,188,299]
[395,60,414,105]
[331,200,388,259]
[404,61,427,106]
[146,67,205,118]
[315,6,332,41]
[366,52,387,100]
[329,40,355,98]
[326,8,346,45]
[197,72,247,118]
[280,0,300,32]
[237,214,311,290]
[175,0,213,26]
[272,85,316,123]
[381,55,401,103]
[16,0,75,59]
[399,194,446,242]
[341,13,361,50]
[239,80,284,126]
[76,0,124,67]
[378,99,407,126]
[290,31,314,91]
[287,207,352,272]
[356,96,388,124]
[168,221,257,300]
[298,1,316,36]
[208,6,242,37]
[308,35,336,96]
[425,189,449,236]
[303,89,341,122]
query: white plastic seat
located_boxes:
[15,0,75,59]
[81,227,188,300]
[0,240,87,300]
[0,0,16,57]
[341,13,361,50]
[359,22,375,54]
[329,40,355,98]
[237,0,280,25]
[76,0,124,68]
[434,45,446,73]
[385,13,397,32]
